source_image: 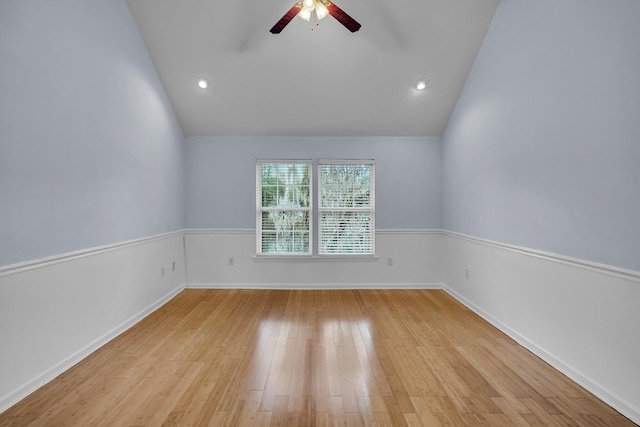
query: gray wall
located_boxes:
[0,0,186,266]
[443,0,640,271]
[185,136,442,230]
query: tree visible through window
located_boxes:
[257,159,374,256]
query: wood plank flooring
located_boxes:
[0,289,634,426]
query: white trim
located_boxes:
[187,282,444,290]
[0,283,186,414]
[17,229,630,282]
[184,229,255,235]
[0,229,441,276]
[253,255,379,262]
[318,159,376,165]
[376,229,444,235]
[443,230,640,283]
[0,231,184,278]
[441,284,640,425]
[5,228,634,281]
[256,159,313,164]
[184,228,442,235]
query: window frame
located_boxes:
[318,159,375,256]
[256,160,313,256]
[256,159,375,258]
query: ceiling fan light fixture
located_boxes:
[315,2,329,19]
[298,8,312,21]
[271,0,361,33]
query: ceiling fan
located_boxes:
[270,0,361,34]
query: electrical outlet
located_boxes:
[387,257,393,266]
[172,261,176,271]
[228,257,235,266]
[465,268,470,279]
[161,267,165,277]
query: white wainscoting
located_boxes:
[184,229,445,289]
[2,229,639,423]
[442,231,640,424]
[0,232,187,413]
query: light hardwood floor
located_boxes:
[0,289,634,426]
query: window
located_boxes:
[256,161,312,255]
[257,159,375,256]
[319,160,374,255]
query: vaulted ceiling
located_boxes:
[126,0,500,136]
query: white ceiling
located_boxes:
[126,0,500,137]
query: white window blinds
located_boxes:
[318,160,375,255]
[256,161,312,255]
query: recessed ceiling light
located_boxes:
[197,78,210,89]
[414,78,428,92]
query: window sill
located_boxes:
[253,255,379,262]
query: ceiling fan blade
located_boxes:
[324,1,361,32]
[270,3,303,34]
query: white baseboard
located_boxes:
[0,283,186,414]
[187,282,445,290]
